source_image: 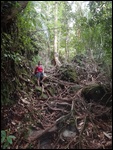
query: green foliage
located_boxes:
[88,1,112,64]
[4,52,21,64]
[1,130,16,149]
[1,1,49,105]
[14,1,21,8]
[31,55,41,67]
[1,1,112,106]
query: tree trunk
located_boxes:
[65,29,69,63]
[54,1,62,67]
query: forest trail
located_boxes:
[1,1,112,149]
[1,60,112,149]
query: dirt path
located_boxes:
[1,65,112,149]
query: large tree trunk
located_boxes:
[54,1,62,67]
[65,29,69,63]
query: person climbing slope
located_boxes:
[34,61,46,86]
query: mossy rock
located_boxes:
[81,84,111,106]
[69,85,82,93]
[59,65,76,82]
[81,84,105,102]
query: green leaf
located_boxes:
[4,54,7,57]
[1,130,6,137]
[7,136,13,144]
[1,136,6,143]
[8,135,16,140]
[15,2,21,8]
[3,141,9,149]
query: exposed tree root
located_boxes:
[1,62,112,149]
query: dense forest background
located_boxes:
[1,1,112,149]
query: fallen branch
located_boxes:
[26,123,56,143]
[45,103,69,113]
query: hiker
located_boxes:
[34,61,46,86]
